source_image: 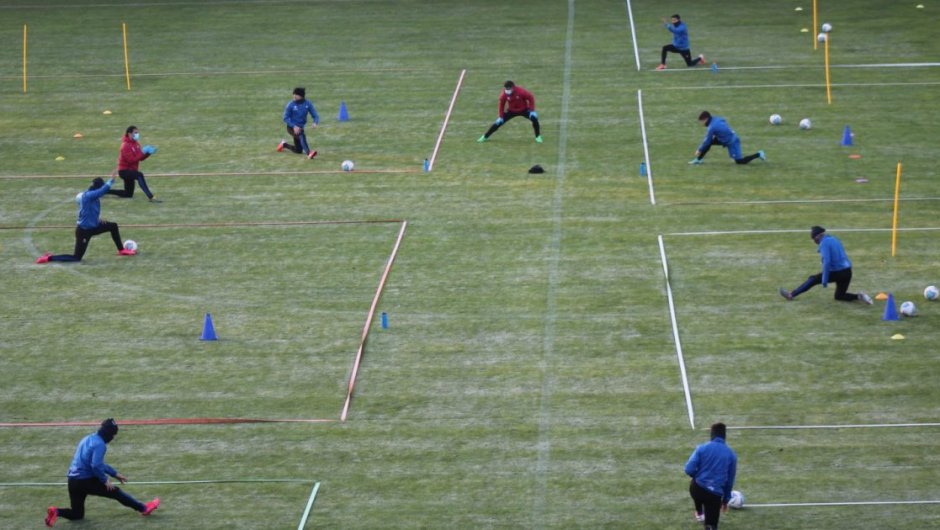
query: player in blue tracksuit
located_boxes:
[35,177,136,264]
[779,226,873,304]
[689,111,764,165]
[684,423,737,530]
[44,419,159,527]
[277,87,320,159]
[657,14,705,70]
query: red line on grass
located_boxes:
[0,169,412,180]
[340,220,408,422]
[428,68,466,172]
[0,418,335,428]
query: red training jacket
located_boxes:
[498,86,535,118]
[117,136,149,171]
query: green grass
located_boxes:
[1,1,939,528]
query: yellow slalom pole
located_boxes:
[122,22,132,90]
[813,0,818,50]
[891,162,902,257]
[824,33,832,104]
[23,24,28,94]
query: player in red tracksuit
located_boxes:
[107,126,160,203]
[478,80,542,143]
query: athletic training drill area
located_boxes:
[1,1,938,528]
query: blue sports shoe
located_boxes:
[688,158,703,165]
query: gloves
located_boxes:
[529,111,538,120]
[495,117,504,126]
[142,145,158,155]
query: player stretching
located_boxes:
[689,111,765,165]
[478,80,542,143]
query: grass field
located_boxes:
[1,0,939,528]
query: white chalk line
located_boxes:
[533,0,574,524]
[730,422,940,431]
[665,226,940,237]
[637,90,655,205]
[658,235,695,430]
[655,62,940,73]
[0,478,314,487]
[297,481,321,530]
[662,197,940,207]
[623,0,640,71]
[428,69,465,172]
[0,0,313,10]
[658,80,940,91]
[748,500,940,508]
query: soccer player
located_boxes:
[689,111,765,165]
[277,87,319,159]
[478,80,542,143]
[684,422,737,530]
[779,226,874,304]
[107,126,160,203]
[44,419,159,527]
[657,14,705,70]
[34,177,137,264]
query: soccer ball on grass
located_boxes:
[769,114,782,125]
[728,490,745,509]
[900,301,917,317]
[341,160,355,172]
[123,240,138,251]
[821,23,832,33]
[799,118,812,130]
[923,285,938,301]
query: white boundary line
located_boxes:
[657,62,940,72]
[428,69,466,172]
[533,1,575,524]
[637,89,655,205]
[296,481,321,530]
[657,235,694,429]
[623,0,640,71]
[660,81,940,91]
[0,478,313,487]
[662,197,940,207]
[749,500,940,508]
[340,220,408,422]
[666,226,940,237]
[731,422,940,431]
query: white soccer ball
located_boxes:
[769,114,782,125]
[728,490,745,509]
[799,118,812,130]
[821,23,832,33]
[900,301,917,316]
[923,285,938,301]
[341,160,355,172]
[817,32,827,43]
[123,240,138,251]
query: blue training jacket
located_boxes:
[75,180,113,230]
[666,21,690,50]
[818,234,852,286]
[698,116,738,153]
[283,99,319,128]
[684,437,737,502]
[66,432,118,483]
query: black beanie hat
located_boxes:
[293,87,305,98]
[811,226,826,239]
[89,177,105,191]
[98,418,118,443]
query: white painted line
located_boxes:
[533,1,575,525]
[623,0,641,71]
[637,89,655,205]
[749,500,940,508]
[658,235,695,429]
[666,227,940,237]
[340,221,408,422]
[0,478,314,487]
[297,481,321,530]
[730,422,940,431]
[656,62,940,72]
[428,69,466,172]
[660,81,940,91]
[663,197,940,207]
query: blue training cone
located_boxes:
[201,313,218,340]
[841,125,853,146]
[882,293,899,321]
[337,101,349,122]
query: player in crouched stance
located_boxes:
[779,226,874,304]
[685,422,737,530]
[45,419,159,527]
[35,177,136,264]
[478,80,542,144]
[689,111,765,165]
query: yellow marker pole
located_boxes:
[23,24,28,94]
[122,22,132,90]
[824,33,832,104]
[891,162,902,256]
[813,0,818,50]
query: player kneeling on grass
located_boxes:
[45,419,159,527]
[35,177,137,264]
[689,111,764,165]
[478,80,542,144]
[779,226,874,304]
[277,87,320,159]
